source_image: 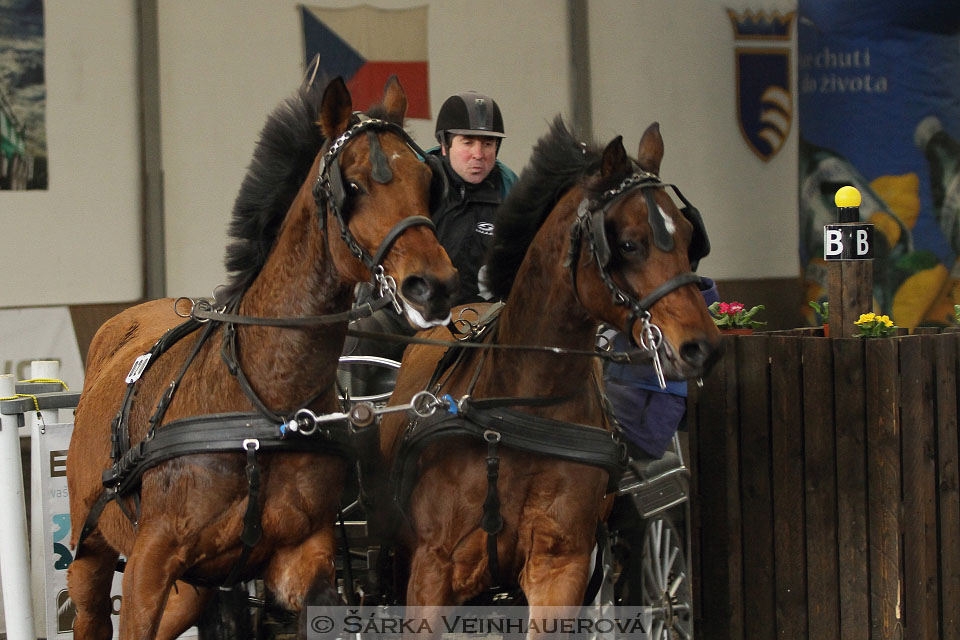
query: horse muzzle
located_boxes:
[661,335,724,380]
[399,272,460,328]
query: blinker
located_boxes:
[365,129,393,184]
[589,208,611,267]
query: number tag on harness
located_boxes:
[125,354,152,384]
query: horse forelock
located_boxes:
[484,117,603,299]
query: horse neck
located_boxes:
[481,191,598,400]
[231,163,352,409]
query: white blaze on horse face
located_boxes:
[391,152,402,161]
[658,204,676,236]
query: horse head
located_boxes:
[572,123,722,380]
[318,76,459,327]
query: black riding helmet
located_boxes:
[435,91,505,152]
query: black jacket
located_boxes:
[427,150,516,305]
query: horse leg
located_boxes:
[520,540,593,638]
[117,527,185,640]
[261,528,340,639]
[401,545,461,640]
[406,545,455,606]
[155,583,211,640]
[67,542,119,640]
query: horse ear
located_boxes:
[382,75,408,123]
[636,122,664,175]
[320,76,353,139]
[600,135,630,179]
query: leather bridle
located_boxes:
[566,170,704,352]
[313,113,438,305]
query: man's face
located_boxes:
[443,134,497,184]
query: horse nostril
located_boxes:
[400,274,459,315]
[401,275,431,304]
[680,339,718,370]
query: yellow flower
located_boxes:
[878,315,894,327]
[855,312,876,325]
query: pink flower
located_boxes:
[718,302,730,314]
[728,301,745,314]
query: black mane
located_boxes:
[219,81,407,303]
[220,83,327,302]
[484,117,603,299]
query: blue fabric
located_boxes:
[605,380,688,459]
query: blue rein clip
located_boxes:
[443,394,458,415]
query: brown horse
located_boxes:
[66,75,458,639]
[378,118,721,621]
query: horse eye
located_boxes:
[619,241,638,254]
[347,181,364,195]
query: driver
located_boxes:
[343,91,518,396]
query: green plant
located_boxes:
[809,300,829,324]
[954,304,959,325]
[708,301,767,329]
[854,312,898,338]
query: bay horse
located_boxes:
[66,75,458,640]
[378,118,721,622]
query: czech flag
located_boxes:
[300,5,431,119]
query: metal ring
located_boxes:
[174,297,194,319]
[641,324,663,352]
[293,408,318,436]
[483,430,501,444]
[410,390,438,418]
[242,438,260,451]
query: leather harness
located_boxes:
[388,168,708,597]
[74,114,440,588]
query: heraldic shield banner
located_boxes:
[730,11,794,162]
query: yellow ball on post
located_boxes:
[834,185,862,207]
[835,185,861,222]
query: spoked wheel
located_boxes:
[641,516,692,640]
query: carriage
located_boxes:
[63,68,721,640]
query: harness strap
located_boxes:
[75,489,117,558]
[392,408,626,514]
[148,320,219,432]
[81,411,353,575]
[371,215,435,269]
[189,296,394,326]
[220,320,283,423]
[481,431,504,587]
[102,412,352,497]
[112,318,205,462]
[581,523,607,606]
[222,440,263,588]
[621,272,704,346]
[344,327,634,362]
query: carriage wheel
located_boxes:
[641,516,692,640]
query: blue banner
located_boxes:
[798,0,960,328]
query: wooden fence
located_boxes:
[687,329,960,640]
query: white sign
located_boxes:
[37,424,196,638]
[37,422,123,638]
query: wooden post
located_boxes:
[824,186,874,338]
